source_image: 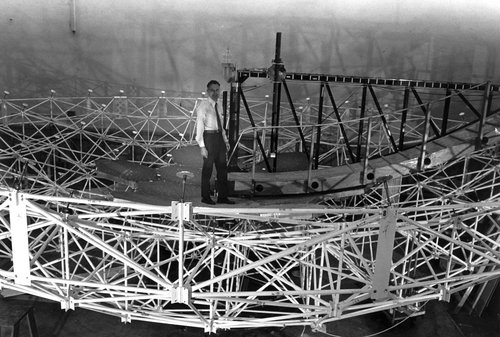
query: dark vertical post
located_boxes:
[417,103,431,171]
[476,82,491,150]
[399,87,410,151]
[356,85,367,162]
[441,86,451,137]
[227,78,241,170]
[361,117,373,185]
[270,32,283,172]
[315,83,325,169]
[222,90,228,128]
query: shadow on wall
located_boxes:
[0,1,498,98]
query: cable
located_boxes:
[317,301,429,337]
[317,330,343,337]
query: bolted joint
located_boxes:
[171,285,192,304]
[171,201,193,221]
[204,323,218,334]
[121,313,132,323]
[329,300,342,318]
[311,321,326,333]
[439,285,451,302]
[61,296,75,311]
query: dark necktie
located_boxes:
[215,103,222,132]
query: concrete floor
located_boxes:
[3,296,498,337]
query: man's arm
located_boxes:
[195,102,208,158]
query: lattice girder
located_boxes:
[0,144,499,332]
[0,89,499,331]
[1,89,496,197]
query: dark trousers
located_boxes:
[201,132,228,200]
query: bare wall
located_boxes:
[1,0,499,98]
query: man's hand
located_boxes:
[225,142,230,151]
[200,147,208,158]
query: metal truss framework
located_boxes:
[0,75,497,195]
[230,82,493,170]
[0,75,499,332]
[0,94,204,196]
[0,144,499,333]
[226,33,499,174]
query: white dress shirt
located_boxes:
[195,97,229,148]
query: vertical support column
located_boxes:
[251,128,258,185]
[315,83,325,169]
[356,85,367,162]
[228,79,241,170]
[399,87,410,151]
[417,103,432,171]
[9,191,31,286]
[476,81,491,150]
[441,86,451,136]
[270,32,283,172]
[371,207,397,301]
[306,127,316,190]
[361,117,373,185]
[171,201,193,304]
[222,90,228,129]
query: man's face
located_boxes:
[207,84,220,101]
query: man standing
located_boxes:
[195,80,235,205]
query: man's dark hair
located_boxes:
[207,80,220,88]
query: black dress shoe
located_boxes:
[217,198,235,204]
[201,198,216,205]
